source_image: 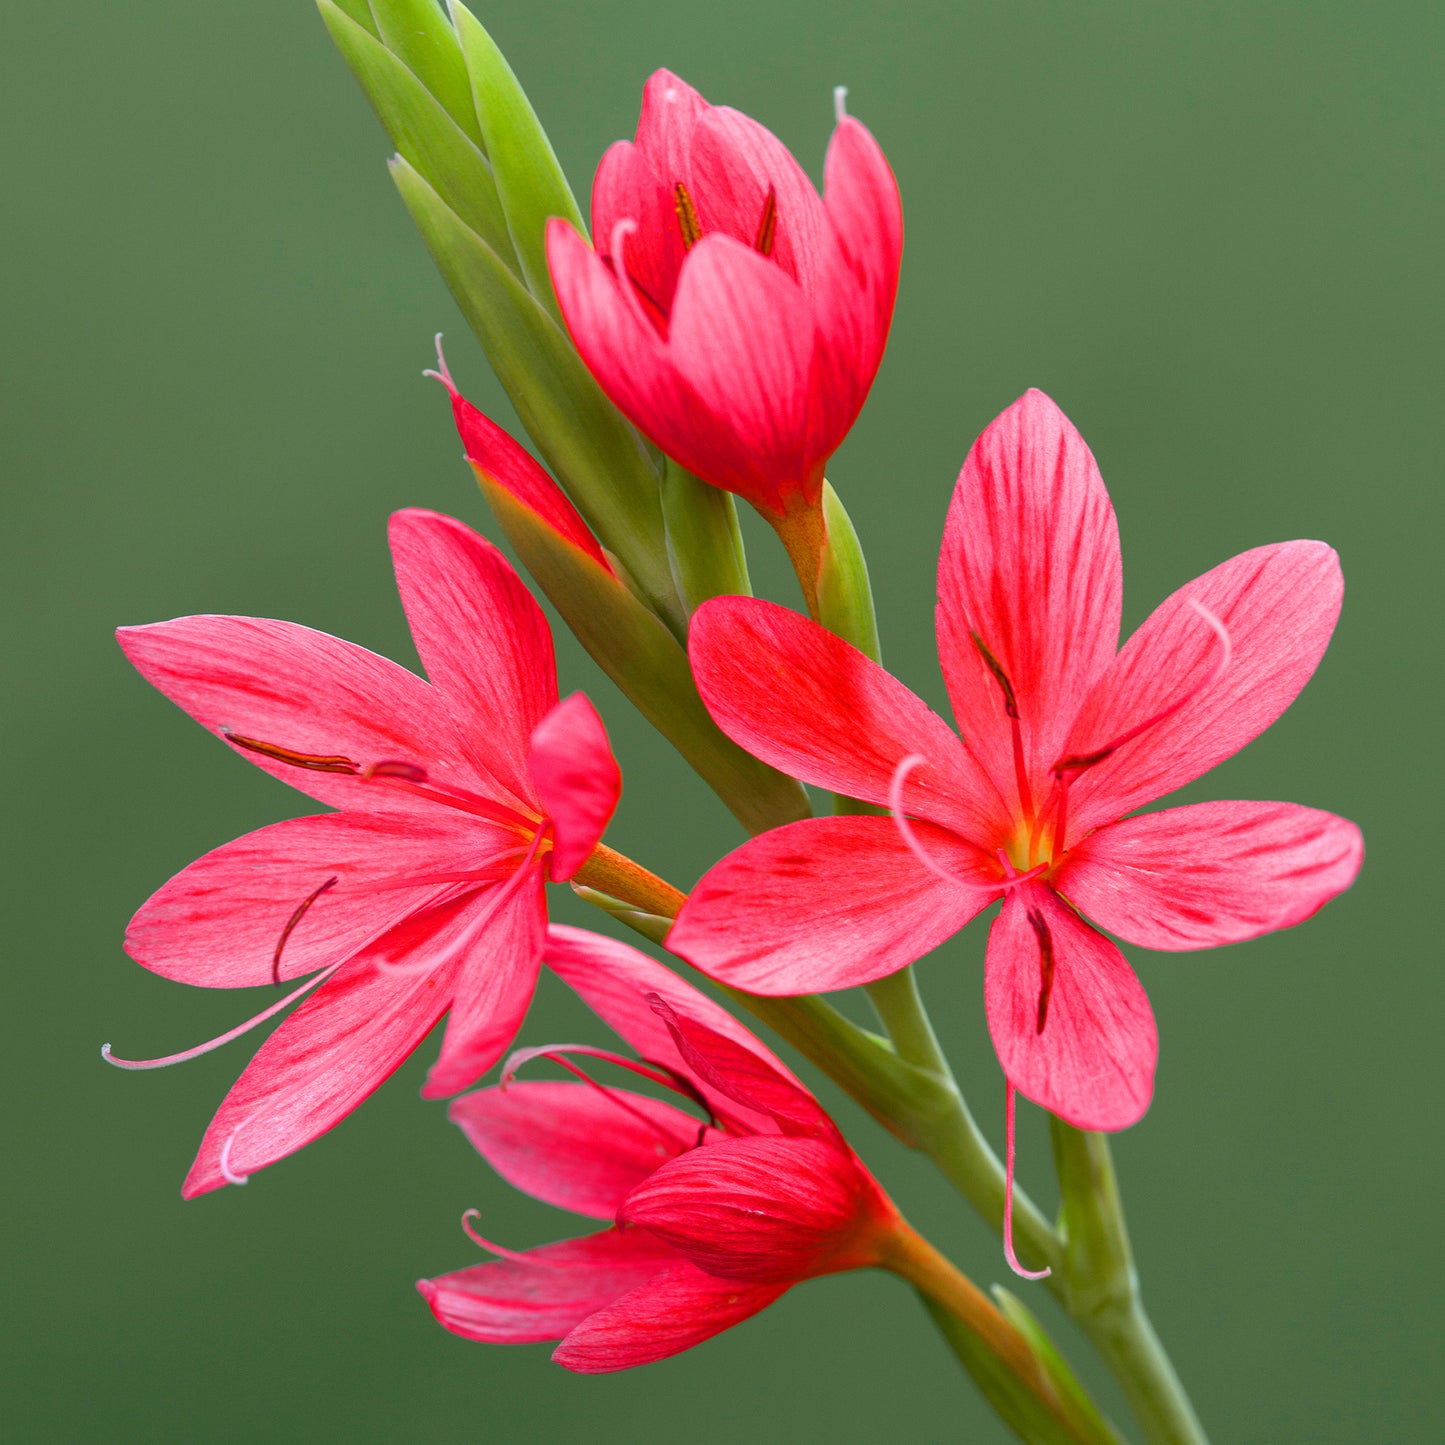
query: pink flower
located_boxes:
[107,510,622,1197]
[546,70,902,519]
[420,926,900,1371]
[670,389,1362,1260]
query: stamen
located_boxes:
[422,332,456,393]
[272,876,338,985]
[542,1051,695,1152]
[501,1042,681,1095]
[1052,601,1232,776]
[833,85,849,124]
[970,632,1033,821]
[993,849,1049,891]
[101,960,345,1070]
[219,1119,253,1187]
[460,1209,546,1265]
[1004,1083,1051,1280]
[888,755,975,887]
[1025,909,1056,1035]
[673,182,702,250]
[753,187,778,257]
[222,731,358,774]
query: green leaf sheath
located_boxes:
[319,2,516,265]
[371,0,485,146]
[479,478,809,835]
[388,157,685,630]
[662,460,752,612]
[450,2,587,313]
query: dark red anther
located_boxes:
[754,186,778,257]
[969,631,1019,719]
[1026,908,1056,1034]
[272,876,339,985]
[223,731,360,775]
[674,182,702,250]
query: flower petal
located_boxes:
[619,1135,885,1283]
[179,895,483,1197]
[666,235,816,509]
[116,616,471,813]
[1061,541,1344,834]
[936,390,1122,814]
[125,810,511,988]
[527,693,621,880]
[984,885,1156,1131]
[547,219,741,489]
[669,816,997,994]
[689,595,1003,836]
[388,509,557,812]
[591,139,685,319]
[442,388,611,572]
[542,925,806,1129]
[686,104,831,293]
[448,1081,699,1219]
[552,1261,787,1373]
[422,864,548,1099]
[1056,800,1363,950]
[420,1229,679,1346]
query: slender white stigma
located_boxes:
[834,85,849,124]
[423,332,456,393]
[1003,1083,1050,1281]
[887,754,970,887]
[219,1121,252,1188]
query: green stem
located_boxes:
[1050,1120,1209,1445]
[866,967,1059,1277]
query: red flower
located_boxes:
[107,511,621,1196]
[670,390,1362,1262]
[546,70,902,519]
[420,927,899,1371]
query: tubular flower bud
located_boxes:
[546,70,902,520]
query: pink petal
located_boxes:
[422,864,548,1099]
[644,996,831,1139]
[420,1228,679,1345]
[689,595,1004,838]
[116,616,473,814]
[526,693,621,881]
[1061,541,1344,834]
[936,390,1123,816]
[820,114,903,368]
[448,1081,699,1219]
[542,925,805,1129]
[984,884,1157,1132]
[547,219,742,489]
[388,509,556,813]
[619,1135,884,1282]
[632,69,709,191]
[591,139,685,320]
[553,1261,787,1373]
[1056,800,1364,950]
[666,235,816,510]
[668,816,998,994]
[443,390,611,572]
[180,894,485,1197]
[686,105,831,293]
[126,809,510,988]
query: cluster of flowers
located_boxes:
[109,64,1360,1380]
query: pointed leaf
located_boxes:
[369,0,483,147]
[388,155,680,625]
[319,1,514,263]
[450,2,586,308]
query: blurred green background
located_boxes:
[3,1,1439,1440]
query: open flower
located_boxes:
[670,390,1362,1263]
[546,69,902,520]
[420,926,901,1371]
[106,510,621,1196]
